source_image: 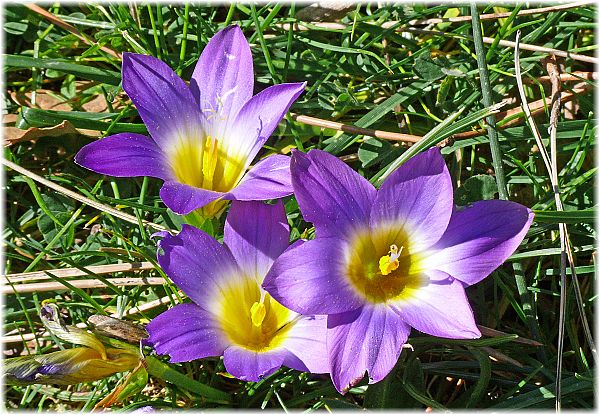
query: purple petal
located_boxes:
[282,315,329,374]
[75,133,172,180]
[425,199,534,285]
[370,147,453,252]
[156,224,239,308]
[263,238,364,315]
[227,155,293,201]
[146,303,227,363]
[230,82,306,163]
[223,346,287,382]
[390,270,480,339]
[291,149,376,239]
[224,200,289,281]
[122,53,202,149]
[191,25,253,136]
[327,305,411,394]
[159,181,224,215]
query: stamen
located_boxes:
[250,301,266,327]
[201,136,219,190]
[378,244,404,276]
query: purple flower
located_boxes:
[146,200,328,381]
[263,148,534,393]
[75,26,305,218]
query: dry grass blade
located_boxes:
[4,261,154,284]
[2,277,166,294]
[273,23,598,64]
[452,86,592,140]
[408,1,593,25]
[406,28,599,65]
[2,294,180,344]
[25,4,121,59]
[2,159,169,232]
[478,325,544,347]
[524,71,598,84]
[290,112,422,143]
[514,31,596,412]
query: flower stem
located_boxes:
[469,3,508,200]
[177,3,190,76]
[145,356,230,404]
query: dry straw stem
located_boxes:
[278,16,598,65]
[2,294,180,344]
[4,262,154,284]
[525,71,598,84]
[25,4,121,59]
[514,31,596,411]
[290,112,422,143]
[2,277,166,294]
[407,1,593,25]
[2,159,168,232]
[452,85,592,140]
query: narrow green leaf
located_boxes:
[4,55,121,85]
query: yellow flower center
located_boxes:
[169,135,247,218]
[346,228,425,303]
[219,278,294,352]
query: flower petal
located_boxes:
[223,346,286,382]
[424,199,534,285]
[291,149,376,239]
[229,82,306,165]
[122,53,202,149]
[370,147,453,252]
[191,25,254,137]
[327,305,411,394]
[227,155,293,201]
[263,238,364,315]
[224,200,289,281]
[146,303,227,363]
[390,270,480,339]
[75,133,172,180]
[281,315,329,374]
[155,224,239,306]
[159,181,224,215]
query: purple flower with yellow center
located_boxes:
[263,148,534,393]
[75,26,305,218]
[146,200,328,381]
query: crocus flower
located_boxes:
[263,148,533,393]
[5,303,139,385]
[75,26,305,218]
[146,200,328,381]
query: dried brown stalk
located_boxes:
[274,23,598,64]
[452,85,591,140]
[25,4,121,59]
[408,1,593,25]
[290,113,422,143]
[2,277,166,294]
[2,159,168,232]
[515,32,596,411]
[4,262,154,284]
[2,294,179,344]
[524,72,598,84]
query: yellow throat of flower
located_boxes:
[219,279,294,352]
[171,135,245,192]
[347,229,425,303]
[170,135,247,218]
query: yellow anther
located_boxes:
[378,244,404,276]
[250,301,266,327]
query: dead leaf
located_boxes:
[4,120,100,147]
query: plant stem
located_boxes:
[470,3,508,200]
